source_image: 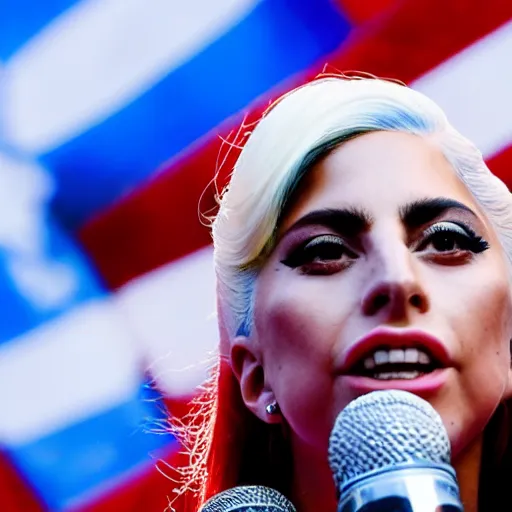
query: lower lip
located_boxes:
[342,369,449,398]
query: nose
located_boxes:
[361,245,429,320]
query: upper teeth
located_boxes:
[364,348,431,369]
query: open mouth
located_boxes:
[348,346,442,380]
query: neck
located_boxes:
[290,438,337,512]
[453,434,483,512]
[289,434,484,512]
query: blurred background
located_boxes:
[0,0,511,510]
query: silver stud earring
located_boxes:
[265,401,279,415]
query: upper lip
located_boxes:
[340,327,453,374]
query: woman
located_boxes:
[172,75,512,511]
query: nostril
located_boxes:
[410,294,423,308]
[362,282,428,317]
[372,294,390,312]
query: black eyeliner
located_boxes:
[281,235,347,268]
[420,221,490,254]
[445,222,490,253]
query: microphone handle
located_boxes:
[337,464,463,512]
[356,497,461,511]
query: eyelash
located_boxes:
[281,234,356,273]
[415,221,489,254]
[281,221,489,273]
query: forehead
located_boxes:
[281,131,482,229]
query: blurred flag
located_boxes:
[0,0,512,510]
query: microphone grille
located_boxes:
[200,485,296,511]
[328,390,451,490]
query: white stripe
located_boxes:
[3,0,260,153]
[413,20,512,158]
[0,152,53,255]
[0,299,141,445]
[115,246,218,397]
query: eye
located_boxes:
[281,234,357,274]
[416,221,489,255]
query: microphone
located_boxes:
[200,485,296,511]
[328,390,463,511]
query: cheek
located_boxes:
[427,254,512,352]
[466,275,512,380]
[253,270,355,445]
[255,274,338,384]
[254,268,351,356]
[434,265,512,455]
[450,269,511,355]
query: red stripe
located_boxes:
[79,142,222,289]
[334,0,402,25]
[79,0,512,289]
[322,0,512,84]
[487,143,512,185]
[0,452,44,512]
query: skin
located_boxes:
[230,131,512,511]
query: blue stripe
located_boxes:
[0,214,105,344]
[8,382,175,510]
[0,0,75,60]
[42,0,351,228]
[0,151,104,344]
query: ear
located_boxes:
[230,336,281,424]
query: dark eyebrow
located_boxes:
[400,197,478,228]
[285,207,373,237]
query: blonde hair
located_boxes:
[212,76,512,344]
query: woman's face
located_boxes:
[247,131,512,459]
